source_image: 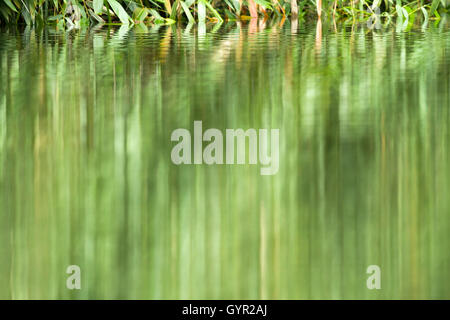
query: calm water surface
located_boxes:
[0,19,449,299]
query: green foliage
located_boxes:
[0,0,447,26]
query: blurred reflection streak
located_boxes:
[291,17,298,34]
[315,18,322,54]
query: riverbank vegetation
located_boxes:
[0,0,448,26]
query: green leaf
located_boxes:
[149,8,164,22]
[170,0,179,19]
[224,0,240,12]
[434,9,440,19]
[4,0,17,12]
[201,0,223,22]
[395,4,402,17]
[401,7,409,19]
[133,7,149,22]
[198,0,206,22]
[148,8,175,24]
[107,0,130,24]
[89,9,105,23]
[421,7,428,22]
[253,0,272,10]
[48,14,63,21]
[164,0,172,14]
[22,8,32,25]
[75,2,88,19]
[395,4,408,20]
[429,0,440,14]
[180,1,195,23]
[93,0,103,14]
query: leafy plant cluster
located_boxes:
[0,0,447,26]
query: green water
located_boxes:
[0,19,449,299]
